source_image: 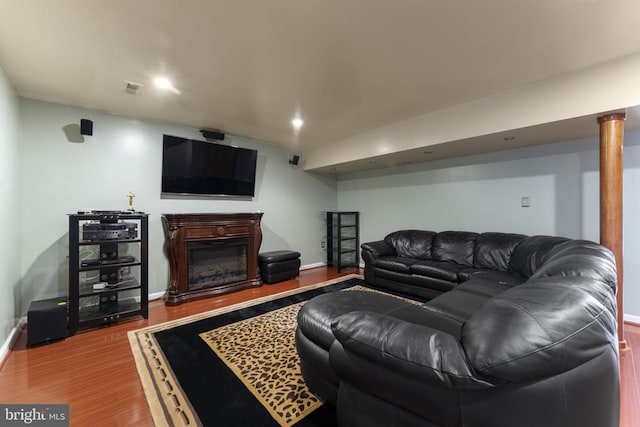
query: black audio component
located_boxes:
[82,222,137,241]
[289,155,300,165]
[27,297,68,347]
[81,255,135,268]
[88,210,137,222]
[200,129,225,140]
[99,266,119,284]
[100,243,118,261]
[99,291,118,305]
[80,119,93,136]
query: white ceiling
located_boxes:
[1,0,640,172]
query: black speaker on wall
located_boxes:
[289,155,300,165]
[80,119,93,136]
[200,129,225,140]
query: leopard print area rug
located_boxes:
[199,282,422,427]
[199,300,324,426]
[129,274,422,427]
[128,274,365,427]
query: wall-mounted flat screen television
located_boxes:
[161,134,258,197]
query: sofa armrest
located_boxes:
[331,311,495,390]
[462,276,618,383]
[361,240,395,259]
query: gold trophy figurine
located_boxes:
[127,191,135,212]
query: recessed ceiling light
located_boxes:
[153,76,179,94]
[292,118,304,129]
[154,77,172,89]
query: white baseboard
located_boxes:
[0,316,27,369]
[148,291,165,301]
[300,262,327,271]
[624,313,640,325]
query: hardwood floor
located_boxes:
[621,327,640,427]
[0,266,638,426]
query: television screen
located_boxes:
[161,134,258,197]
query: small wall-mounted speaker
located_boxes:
[80,119,93,136]
[200,129,225,140]
[289,155,300,166]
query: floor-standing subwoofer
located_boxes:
[27,297,68,347]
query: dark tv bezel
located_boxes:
[161,135,258,198]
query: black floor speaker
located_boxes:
[27,297,68,347]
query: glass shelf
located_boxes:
[327,212,360,272]
[68,213,149,335]
[79,277,141,298]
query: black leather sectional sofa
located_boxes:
[295,230,620,427]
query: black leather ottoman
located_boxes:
[258,250,301,284]
[295,290,426,405]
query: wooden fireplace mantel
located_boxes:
[161,212,264,305]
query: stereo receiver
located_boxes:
[82,222,138,241]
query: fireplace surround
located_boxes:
[161,212,263,305]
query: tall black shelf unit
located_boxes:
[326,211,360,272]
[68,212,149,335]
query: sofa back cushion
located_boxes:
[530,240,617,293]
[507,235,569,278]
[384,230,436,260]
[473,232,527,271]
[431,231,478,266]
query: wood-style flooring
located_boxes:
[0,266,638,426]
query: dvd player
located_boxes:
[80,256,136,267]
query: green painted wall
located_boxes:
[338,132,640,317]
[0,66,20,350]
[17,99,337,313]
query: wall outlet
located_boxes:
[321,241,325,249]
[521,196,531,207]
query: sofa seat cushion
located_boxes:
[455,277,515,296]
[410,260,466,282]
[421,279,506,336]
[375,270,458,294]
[457,268,525,286]
[372,256,418,273]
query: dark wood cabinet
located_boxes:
[161,212,263,305]
[68,212,149,335]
